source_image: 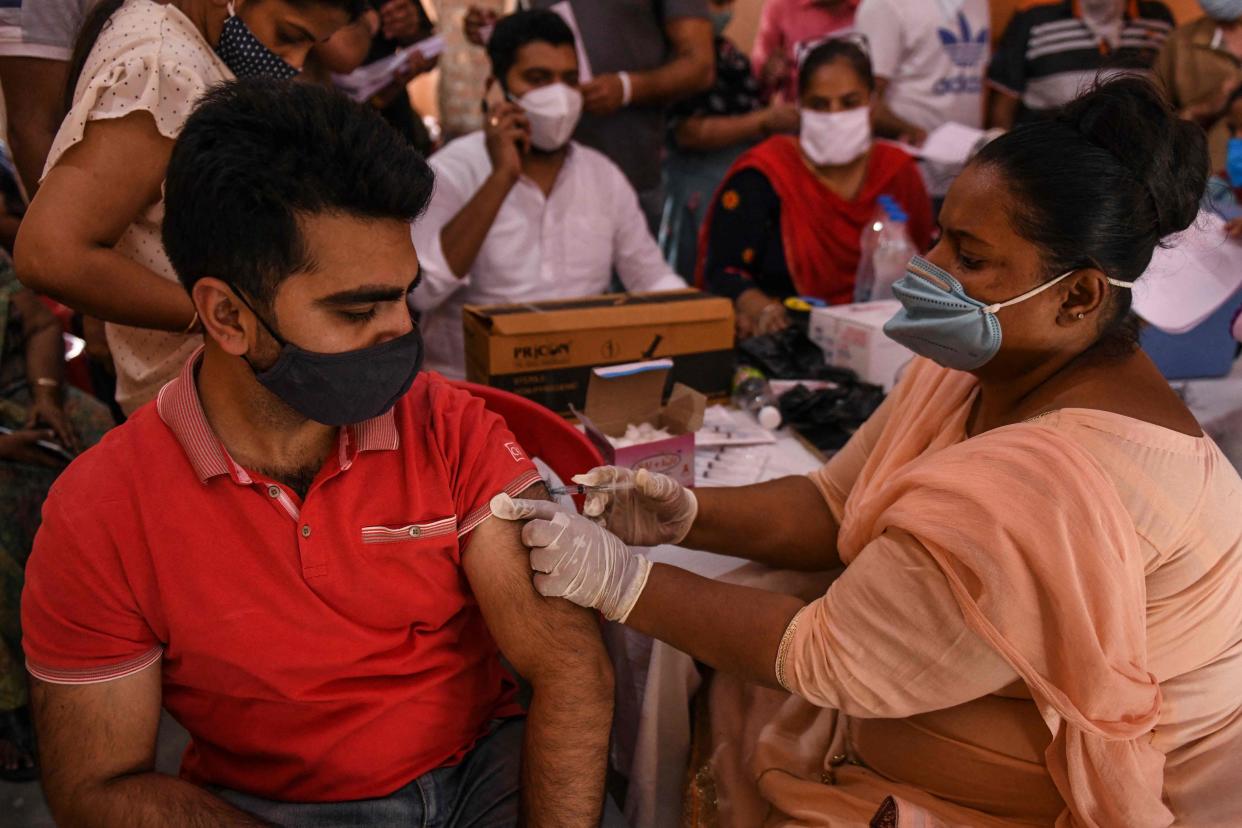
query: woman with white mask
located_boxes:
[696,37,932,338]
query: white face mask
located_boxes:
[799,106,872,167]
[516,83,583,151]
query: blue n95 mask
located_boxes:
[883,255,1133,371]
[1199,0,1242,23]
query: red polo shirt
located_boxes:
[22,349,541,802]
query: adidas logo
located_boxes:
[938,12,988,68]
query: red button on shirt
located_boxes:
[22,349,541,802]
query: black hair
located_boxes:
[162,78,434,305]
[1227,84,1242,135]
[1228,82,1242,114]
[972,75,1208,355]
[797,39,875,98]
[65,0,367,111]
[485,10,575,88]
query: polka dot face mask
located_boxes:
[215,2,299,80]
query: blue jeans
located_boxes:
[215,718,524,828]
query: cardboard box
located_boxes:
[573,360,705,487]
[809,300,913,391]
[463,289,735,413]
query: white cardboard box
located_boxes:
[809,301,913,391]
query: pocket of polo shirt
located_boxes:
[360,516,458,545]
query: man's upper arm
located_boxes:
[32,663,163,811]
[408,154,474,311]
[610,165,686,293]
[433,382,607,679]
[662,16,715,95]
[461,490,609,683]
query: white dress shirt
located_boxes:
[411,132,686,378]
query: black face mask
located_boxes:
[235,291,424,426]
[214,2,300,80]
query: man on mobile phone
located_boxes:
[410,10,686,379]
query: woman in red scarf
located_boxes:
[697,38,932,337]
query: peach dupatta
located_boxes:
[787,360,1171,826]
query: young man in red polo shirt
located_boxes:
[20,78,613,826]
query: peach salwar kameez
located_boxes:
[701,358,1242,827]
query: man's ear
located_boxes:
[193,278,251,356]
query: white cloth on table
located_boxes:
[610,363,1242,825]
[608,427,824,827]
[1179,357,1242,474]
[409,133,686,379]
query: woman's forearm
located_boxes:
[674,111,766,152]
[15,290,65,386]
[23,316,65,388]
[624,563,803,688]
[685,476,841,570]
[15,240,195,331]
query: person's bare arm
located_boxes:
[13,288,83,451]
[0,56,69,198]
[625,564,804,689]
[438,102,526,278]
[15,289,63,389]
[673,102,799,152]
[582,17,714,115]
[31,664,271,827]
[986,87,1019,131]
[14,112,197,331]
[634,15,714,105]
[683,476,840,570]
[462,484,613,827]
[871,77,927,145]
[314,10,380,74]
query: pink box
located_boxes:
[573,360,705,488]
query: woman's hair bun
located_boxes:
[1055,75,1207,238]
[971,75,1212,353]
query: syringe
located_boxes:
[547,481,638,497]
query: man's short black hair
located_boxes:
[485,10,575,87]
[162,78,434,306]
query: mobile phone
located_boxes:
[482,77,506,115]
[0,425,74,463]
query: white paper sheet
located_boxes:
[1134,209,1242,334]
[915,121,986,165]
[549,1,593,83]
[332,35,444,102]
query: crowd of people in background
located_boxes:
[0,0,1238,821]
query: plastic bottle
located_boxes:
[854,195,898,304]
[870,205,916,301]
[731,366,782,430]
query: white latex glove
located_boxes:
[490,493,652,622]
[573,466,698,547]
